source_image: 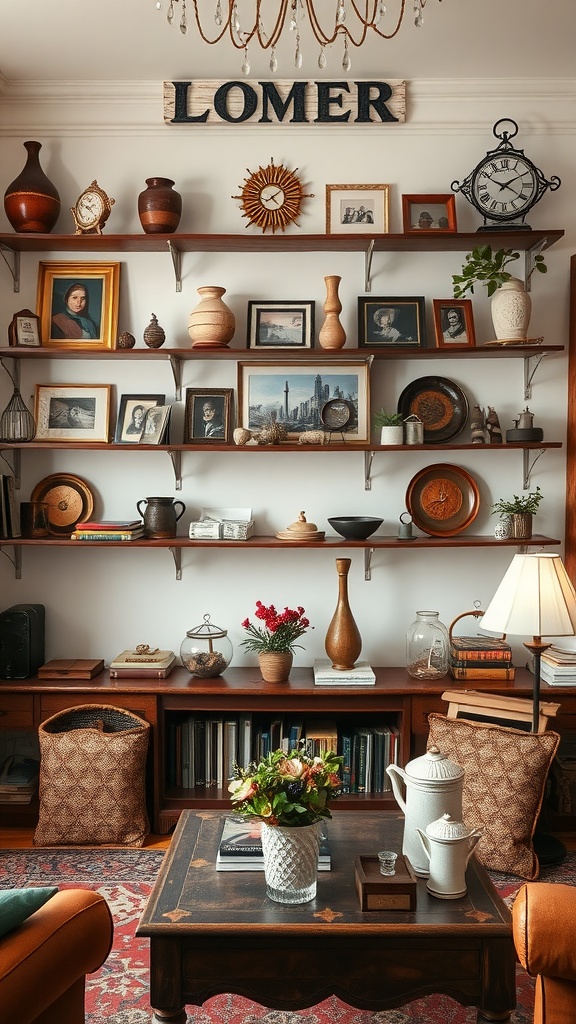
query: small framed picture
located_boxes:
[247,301,315,350]
[115,394,166,443]
[8,309,41,347]
[184,388,233,444]
[358,297,427,348]
[34,384,111,442]
[402,194,457,234]
[37,260,120,350]
[433,299,476,349]
[139,405,172,445]
[326,184,390,235]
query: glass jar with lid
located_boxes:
[406,610,449,679]
[180,613,233,678]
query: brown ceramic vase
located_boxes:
[325,557,362,670]
[138,177,182,234]
[4,141,60,233]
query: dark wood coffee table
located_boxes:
[136,810,515,1023]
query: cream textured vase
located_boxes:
[188,286,235,348]
[260,821,321,903]
[490,278,531,343]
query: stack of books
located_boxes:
[540,646,576,686]
[449,634,515,680]
[216,816,331,872]
[0,755,39,804]
[71,519,144,541]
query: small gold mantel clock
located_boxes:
[71,181,115,234]
[233,158,313,234]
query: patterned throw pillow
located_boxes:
[427,713,560,879]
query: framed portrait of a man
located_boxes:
[37,261,120,350]
[184,388,233,444]
[358,297,426,348]
[433,299,476,348]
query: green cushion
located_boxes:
[0,887,59,938]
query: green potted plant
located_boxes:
[491,486,543,540]
[452,245,547,344]
[373,408,404,445]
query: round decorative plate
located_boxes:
[397,376,468,443]
[406,464,480,537]
[30,473,94,536]
[320,399,355,431]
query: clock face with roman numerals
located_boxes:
[452,118,560,229]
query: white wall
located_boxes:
[0,77,574,669]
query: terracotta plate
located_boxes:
[30,473,94,536]
[397,375,468,443]
[406,463,480,537]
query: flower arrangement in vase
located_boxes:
[240,601,312,682]
[491,486,543,540]
[452,244,547,344]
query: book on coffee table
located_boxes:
[216,816,331,871]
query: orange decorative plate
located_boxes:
[30,473,94,536]
[406,464,480,537]
[397,375,468,443]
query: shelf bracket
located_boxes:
[167,449,182,490]
[523,239,547,292]
[0,244,20,293]
[0,544,22,579]
[0,449,21,489]
[524,351,547,400]
[364,239,375,293]
[364,450,375,490]
[523,447,545,490]
[364,547,374,581]
[169,545,182,580]
[167,240,182,292]
[168,355,182,400]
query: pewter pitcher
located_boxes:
[137,496,185,539]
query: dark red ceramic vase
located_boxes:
[138,177,182,234]
[4,141,61,233]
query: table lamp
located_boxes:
[481,553,576,733]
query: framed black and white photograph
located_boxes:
[238,360,370,442]
[37,260,120,350]
[114,394,165,443]
[358,297,427,348]
[402,194,457,234]
[326,184,390,235]
[247,301,315,349]
[139,405,172,445]
[8,308,41,347]
[433,299,476,348]
[34,384,111,442]
[184,388,233,444]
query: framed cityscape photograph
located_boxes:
[184,388,233,444]
[402,194,457,234]
[326,184,390,235]
[247,300,315,349]
[433,299,476,348]
[34,384,111,442]
[238,360,371,442]
[37,260,120,350]
[358,296,427,348]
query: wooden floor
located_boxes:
[0,826,172,849]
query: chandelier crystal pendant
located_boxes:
[156,0,433,74]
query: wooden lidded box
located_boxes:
[355,854,417,911]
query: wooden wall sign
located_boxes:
[163,79,405,126]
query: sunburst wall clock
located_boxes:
[232,158,313,233]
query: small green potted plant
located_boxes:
[452,245,547,344]
[373,408,404,445]
[491,486,543,540]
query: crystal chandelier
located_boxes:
[156,0,434,74]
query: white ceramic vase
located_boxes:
[380,425,404,445]
[490,277,532,343]
[260,820,321,903]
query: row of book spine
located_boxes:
[0,474,20,539]
[165,714,400,795]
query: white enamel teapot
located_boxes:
[417,812,482,899]
[386,748,464,877]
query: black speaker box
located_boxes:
[0,604,45,680]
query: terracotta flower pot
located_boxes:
[258,651,293,683]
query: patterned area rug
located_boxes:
[1,847,575,1024]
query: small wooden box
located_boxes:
[355,854,417,911]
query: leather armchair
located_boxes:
[512,882,576,1024]
[0,888,113,1024]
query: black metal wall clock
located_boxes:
[451,119,560,230]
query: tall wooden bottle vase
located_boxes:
[325,557,362,670]
[318,275,346,350]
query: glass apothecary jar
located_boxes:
[406,610,449,680]
[180,614,233,678]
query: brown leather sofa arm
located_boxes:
[513,883,576,981]
[0,888,113,1023]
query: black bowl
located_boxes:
[328,516,383,540]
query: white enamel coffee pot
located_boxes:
[386,748,464,877]
[416,812,482,899]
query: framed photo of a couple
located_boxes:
[37,261,120,351]
[326,184,390,235]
